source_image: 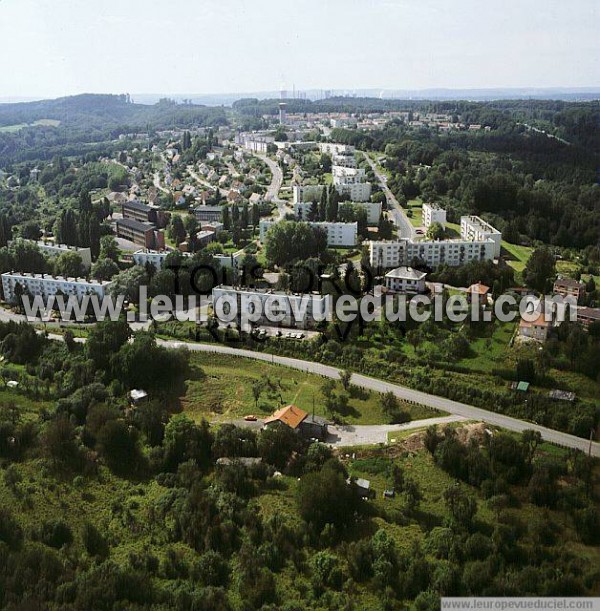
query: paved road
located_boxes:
[187,166,229,198]
[327,416,466,447]
[159,340,600,457]
[3,306,597,456]
[362,152,416,240]
[254,153,283,203]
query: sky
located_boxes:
[0,0,598,99]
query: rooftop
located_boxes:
[264,404,308,429]
[116,217,155,232]
[385,266,427,281]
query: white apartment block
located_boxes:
[332,153,357,168]
[369,238,496,269]
[293,185,326,204]
[133,248,244,270]
[259,219,357,247]
[384,267,427,294]
[294,201,382,225]
[2,272,110,303]
[460,215,502,258]
[132,249,176,270]
[422,203,447,229]
[17,240,92,270]
[318,143,356,156]
[332,166,366,185]
[212,286,330,329]
[335,182,372,202]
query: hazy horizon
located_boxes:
[0,0,598,99]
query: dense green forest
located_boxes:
[0,95,228,164]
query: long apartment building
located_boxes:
[259,219,357,247]
[335,182,371,202]
[2,272,111,303]
[460,215,502,258]
[17,240,92,270]
[132,248,244,271]
[115,218,165,250]
[195,205,225,223]
[294,201,382,224]
[212,286,330,329]
[369,237,496,269]
[122,200,169,229]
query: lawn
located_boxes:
[181,352,439,425]
[407,199,423,227]
[501,241,533,273]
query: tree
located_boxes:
[97,419,144,475]
[426,222,445,240]
[41,415,82,470]
[444,483,477,530]
[86,320,130,373]
[403,478,422,514]
[524,246,556,292]
[339,369,352,391]
[257,422,300,469]
[168,216,186,245]
[163,414,213,471]
[54,251,84,278]
[264,221,327,267]
[91,257,119,281]
[99,235,120,262]
[296,461,360,533]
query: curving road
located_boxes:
[3,304,597,456]
[158,340,600,457]
[362,152,416,240]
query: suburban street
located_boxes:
[159,339,600,457]
[362,152,416,239]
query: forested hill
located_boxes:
[0,94,228,164]
[0,94,228,130]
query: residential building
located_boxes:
[294,201,382,224]
[122,200,169,228]
[460,215,502,258]
[467,282,491,303]
[335,182,372,202]
[369,238,495,269]
[264,404,328,441]
[293,185,326,204]
[196,230,216,248]
[212,286,330,329]
[20,240,92,271]
[318,143,356,156]
[384,267,427,294]
[422,203,447,229]
[553,278,586,303]
[132,249,175,270]
[2,272,110,304]
[259,219,357,247]
[332,166,366,185]
[518,312,551,342]
[577,307,600,328]
[195,205,224,223]
[115,218,165,250]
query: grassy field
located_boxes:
[407,199,423,226]
[0,119,61,132]
[181,352,440,424]
[501,241,534,272]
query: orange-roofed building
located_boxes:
[518,312,551,342]
[264,404,329,441]
[264,404,308,429]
